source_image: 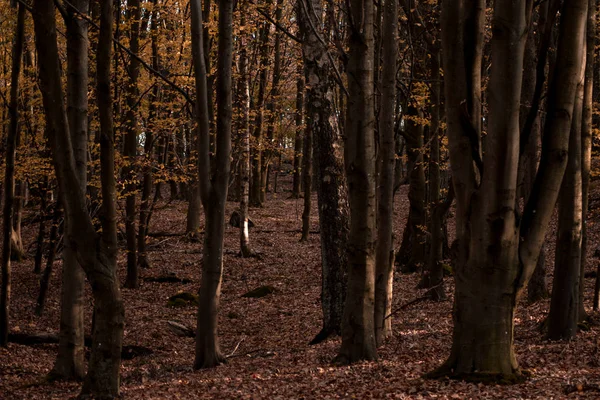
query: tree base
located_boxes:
[193,352,226,369]
[424,364,530,384]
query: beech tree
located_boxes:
[336,0,377,363]
[431,0,588,380]
[191,0,233,368]
[33,0,124,395]
[298,0,350,345]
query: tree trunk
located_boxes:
[431,0,586,380]
[123,0,142,289]
[238,3,252,258]
[300,122,312,242]
[33,0,125,395]
[419,47,445,301]
[396,106,426,273]
[250,7,271,208]
[579,0,594,320]
[374,0,397,345]
[547,31,586,341]
[191,0,232,369]
[336,0,377,363]
[298,0,350,345]
[139,0,160,262]
[36,206,61,316]
[292,66,304,199]
[51,0,90,380]
[1,2,25,347]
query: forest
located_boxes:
[1,0,600,398]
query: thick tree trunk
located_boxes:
[298,0,349,345]
[1,2,25,347]
[432,0,586,380]
[123,0,142,289]
[374,0,397,345]
[336,0,377,363]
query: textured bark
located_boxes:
[298,0,349,344]
[336,0,377,363]
[124,0,142,289]
[191,0,233,369]
[1,2,25,347]
[33,0,124,396]
[547,56,585,340]
[374,0,397,345]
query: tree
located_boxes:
[51,0,90,380]
[430,0,588,380]
[298,0,350,345]
[1,1,25,348]
[123,0,142,289]
[374,0,397,344]
[336,0,377,363]
[191,0,233,368]
[33,0,124,395]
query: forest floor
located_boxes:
[2,175,600,399]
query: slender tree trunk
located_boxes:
[139,0,160,264]
[300,123,312,242]
[579,0,594,319]
[336,0,377,363]
[419,47,445,301]
[374,0,397,345]
[396,106,426,273]
[1,2,25,347]
[51,0,90,379]
[547,55,585,340]
[292,66,304,198]
[250,9,271,208]
[238,4,252,258]
[191,0,233,369]
[36,205,61,316]
[298,0,350,345]
[124,0,142,289]
[34,182,48,274]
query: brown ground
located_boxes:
[2,176,600,399]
